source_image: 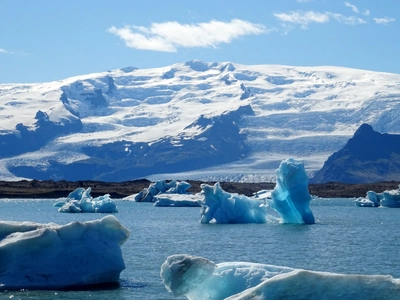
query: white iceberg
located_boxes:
[199,158,315,224]
[153,194,203,207]
[134,180,192,202]
[380,188,400,208]
[54,187,119,213]
[355,185,400,208]
[160,254,400,300]
[0,215,129,290]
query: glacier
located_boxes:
[200,158,314,224]
[54,187,119,213]
[1,61,400,182]
[0,215,129,290]
[160,254,400,300]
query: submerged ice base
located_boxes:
[0,215,129,290]
[200,158,315,224]
[161,254,400,300]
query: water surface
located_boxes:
[1,198,399,299]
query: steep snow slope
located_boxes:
[0,60,399,182]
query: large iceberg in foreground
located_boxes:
[160,254,400,300]
[0,215,129,290]
[200,158,315,224]
[54,187,119,213]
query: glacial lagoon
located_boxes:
[1,197,400,299]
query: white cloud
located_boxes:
[330,13,366,25]
[274,11,366,28]
[374,17,395,25]
[363,9,370,16]
[0,48,8,54]
[344,2,359,14]
[108,19,266,52]
[274,11,329,28]
[297,0,312,2]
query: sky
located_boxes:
[0,0,398,83]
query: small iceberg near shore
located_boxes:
[0,215,129,290]
[127,179,202,206]
[54,187,119,213]
[160,254,400,300]
[355,185,400,208]
[199,158,315,224]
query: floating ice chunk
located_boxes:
[160,254,400,300]
[56,187,118,213]
[199,158,315,224]
[381,188,400,208]
[134,180,192,202]
[200,182,268,224]
[154,194,203,207]
[0,215,129,290]
[227,269,400,300]
[270,158,315,224]
[354,197,377,207]
[355,185,400,208]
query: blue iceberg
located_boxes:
[160,254,400,300]
[0,215,129,290]
[200,182,269,224]
[199,158,315,224]
[270,158,315,224]
[54,187,119,213]
[355,185,400,208]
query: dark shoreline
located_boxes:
[0,179,399,199]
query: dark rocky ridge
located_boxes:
[0,180,399,199]
[311,124,400,184]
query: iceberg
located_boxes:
[270,158,315,224]
[199,158,315,224]
[0,215,129,290]
[153,194,203,207]
[160,254,400,300]
[133,180,192,202]
[54,187,119,213]
[200,182,269,224]
[355,185,400,208]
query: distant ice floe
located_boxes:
[131,180,193,203]
[160,254,400,300]
[0,215,129,290]
[153,194,202,207]
[200,158,315,224]
[54,187,118,213]
[355,185,400,208]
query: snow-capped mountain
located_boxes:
[1,60,400,182]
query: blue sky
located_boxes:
[0,0,398,83]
